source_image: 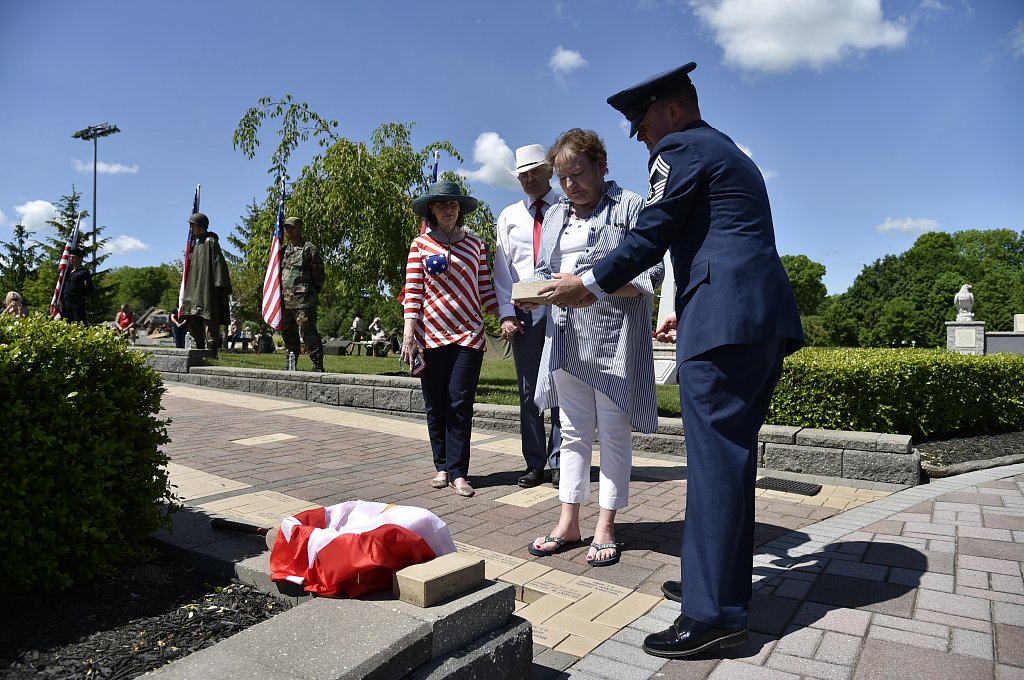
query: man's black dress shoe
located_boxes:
[661,580,682,603]
[643,615,748,658]
[551,468,560,488]
[518,468,544,488]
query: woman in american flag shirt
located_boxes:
[402,180,500,498]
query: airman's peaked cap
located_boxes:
[607,62,697,138]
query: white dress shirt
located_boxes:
[493,188,559,320]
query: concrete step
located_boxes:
[407,616,533,680]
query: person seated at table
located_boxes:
[115,304,137,344]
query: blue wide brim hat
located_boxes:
[607,62,697,138]
[411,180,479,218]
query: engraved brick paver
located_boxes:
[157,382,1024,679]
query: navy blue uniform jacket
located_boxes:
[591,121,804,360]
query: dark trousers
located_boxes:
[677,339,787,628]
[511,308,560,470]
[421,343,484,480]
[188,316,220,351]
[281,306,323,361]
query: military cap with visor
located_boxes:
[69,246,87,257]
[411,180,479,218]
[283,217,304,229]
[607,62,697,138]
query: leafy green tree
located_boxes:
[0,222,42,297]
[780,254,827,316]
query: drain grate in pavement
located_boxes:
[756,477,822,496]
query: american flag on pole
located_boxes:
[398,151,441,304]
[261,177,285,330]
[49,211,85,319]
[176,184,201,315]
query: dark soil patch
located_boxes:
[0,556,286,679]
[916,430,1024,469]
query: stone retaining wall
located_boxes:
[140,347,919,486]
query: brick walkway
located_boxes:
[161,383,1024,678]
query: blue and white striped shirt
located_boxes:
[529,181,664,434]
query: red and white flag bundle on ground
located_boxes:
[261,177,285,330]
[48,211,85,319]
[269,500,457,598]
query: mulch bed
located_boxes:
[0,557,286,680]
[916,430,1024,469]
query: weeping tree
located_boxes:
[232,96,494,310]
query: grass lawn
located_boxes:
[209,351,683,418]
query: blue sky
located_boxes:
[1,0,1021,295]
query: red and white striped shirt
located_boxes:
[403,231,499,350]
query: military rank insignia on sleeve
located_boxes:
[646,154,671,205]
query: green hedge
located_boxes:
[769,348,1024,439]
[0,314,175,594]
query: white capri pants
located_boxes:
[552,369,632,510]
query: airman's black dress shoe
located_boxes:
[642,615,748,658]
[661,580,682,602]
[518,468,544,488]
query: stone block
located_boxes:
[276,380,306,401]
[759,424,801,444]
[407,617,532,680]
[332,383,372,408]
[763,443,843,477]
[248,379,278,397]
[842,449,919,485]
[632,432,685,457]
[394,553,485,607]
[411,388,427,413]
[876,433,913,454]
[205,598,431,680]
[374,386,413,412]
[307,383,340,406]
[145,355,168,371]
[165,355,189,373]
[797,428,880,451]
[369,581,516,659]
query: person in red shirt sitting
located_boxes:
[115,303,137,344]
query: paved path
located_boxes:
[161,383,1024,679]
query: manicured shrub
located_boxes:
[0,314,175,594]
[769,348,1024,439]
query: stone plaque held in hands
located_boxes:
[511,280,554,305]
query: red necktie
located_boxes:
[532,200,544,266]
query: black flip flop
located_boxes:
[587,541,623,567]
[528,535,582,557]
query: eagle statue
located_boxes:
[954,284,975,320]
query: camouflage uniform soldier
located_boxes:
[281,217,326,372]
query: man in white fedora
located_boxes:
[494,144,562,488]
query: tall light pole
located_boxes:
[72,123,120,269]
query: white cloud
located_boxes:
[1012,20,1024,58]
[875,217,942,235]
[690,0,908,73]
[74,159,140,174]
[549,46,588,86]
[457,131,521,191]
[102,235,151,255]
[14,200,58,232]
[735,143,777,181]
[919,0,947,11]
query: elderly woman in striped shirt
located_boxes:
[402,180,500,498]
[517,129,663,567]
